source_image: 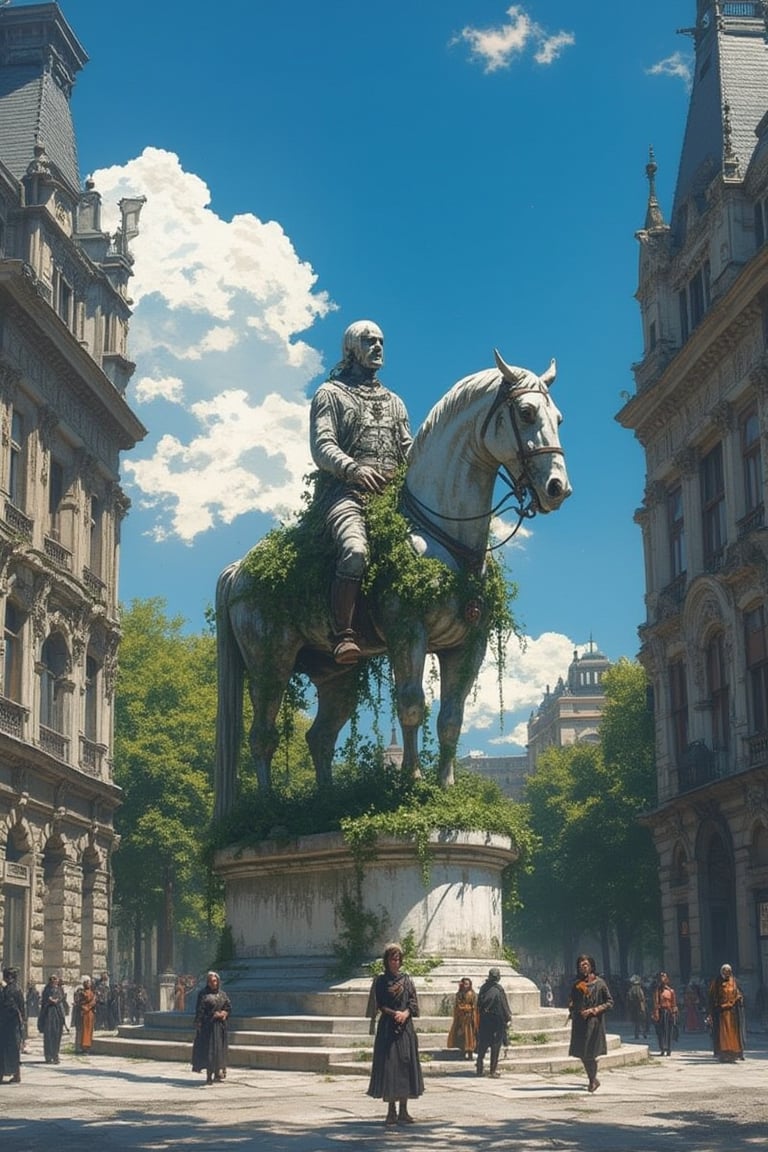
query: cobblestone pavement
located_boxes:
[1,1027,766,1151]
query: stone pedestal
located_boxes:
[214,829,516,960]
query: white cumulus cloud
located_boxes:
[90,147,332,542]
[452,4,574,73]
[646,52,693,90]
[461,630,585,751]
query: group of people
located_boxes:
[445,970,512,1079]
[625,965,746,1062]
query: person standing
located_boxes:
[476,967,512,1079]
[706,963,745,1063]
[627,975,648,1039]
[309,320,412,664]
[73,976,96,1055]
[24,982,40,1053]
[568,955,613,1092]
[651,971,678,1056]
[192,971,231,1084]
[39,974,68,1064]
[367,942,424,1125]
[447,977,479,1060]
[0,968,25,1084]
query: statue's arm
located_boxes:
[394,394,414,459]
[310,387,357,479]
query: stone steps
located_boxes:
[90,1010,649,1076]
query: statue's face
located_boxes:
[352,326,384,370]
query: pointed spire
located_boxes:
[644,147,667,231]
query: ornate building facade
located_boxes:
[0,3,145,985]
[618,1,768,997]
[526,643,612,767]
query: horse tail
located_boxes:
[214,562,244,824]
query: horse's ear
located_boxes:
[493,349,526,386]
[540,358,557,387]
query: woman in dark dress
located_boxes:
[39,974,68,1064]
[192,971,231,1084]
[568,954,613,1093]
[0,970,25,1084]
[367,942,424,1126]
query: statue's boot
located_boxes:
[331,576,362,664]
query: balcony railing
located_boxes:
[677,741,731,793]
[745,732,768,769]
[44,535,72,571]
[0,695,28,739]
[737,504,764,538]
[3,501,33,540]
[83,566,107,599]
[79,735,107,778]
[38,724,68,761]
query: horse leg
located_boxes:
[306,669,359,789]
[390,627,428,780]
[436,638,487,787]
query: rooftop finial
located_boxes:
[644,147,667,231]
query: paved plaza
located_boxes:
[1,1026,765,1151]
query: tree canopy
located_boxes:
[511,659,660,977]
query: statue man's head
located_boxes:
[342,320,384,373]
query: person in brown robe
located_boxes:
[706,963,745,1062]
[447,977,479,1059]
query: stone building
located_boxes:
[526,642,612,767]
[0,3,144,986]
[618,1,768,997]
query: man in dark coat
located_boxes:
[476,967,511,1078]
[0,968,25,1083]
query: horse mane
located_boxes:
[411,368,501,457]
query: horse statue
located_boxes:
[215,351,571,818]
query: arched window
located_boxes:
[40,633,69,734]
[84,654,99,742]
[671,844,689,887]
[706,632,729,753]
[4,601,23,702]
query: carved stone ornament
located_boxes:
[673,446,699,477]
[711,400,734,434]
[744,784,767,816]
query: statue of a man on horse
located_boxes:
[215,322,571,819]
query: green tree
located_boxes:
[113,599,221,980]
[512,660,660,977]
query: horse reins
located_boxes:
[401,377,564,565]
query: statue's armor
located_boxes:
[310,376,412,578]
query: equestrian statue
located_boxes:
[215,321,571,820]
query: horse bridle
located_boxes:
[401,376,564,566]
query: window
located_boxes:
[678,289,689,343]
[670,659,689,759]
[756,201,766,250]
[701,444,726,568]
[745,606,768,733]
[649,320,657,351]
[3,602,22,702]
[668,486,686,579]
[40,632,68,734]
[706,633,729,752]
[741,406,762,515]
[689,262,711,329]
[8,411,25,508]
[48,459,64,541]
[89,495,103,577]
[84,655,99,741]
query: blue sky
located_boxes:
[50,0,696,753]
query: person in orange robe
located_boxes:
[706,963,745,1062]
[73,976,96,1054]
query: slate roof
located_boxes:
[672,15,768,226]
[0,3,87,195]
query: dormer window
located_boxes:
[53,270,73,326]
